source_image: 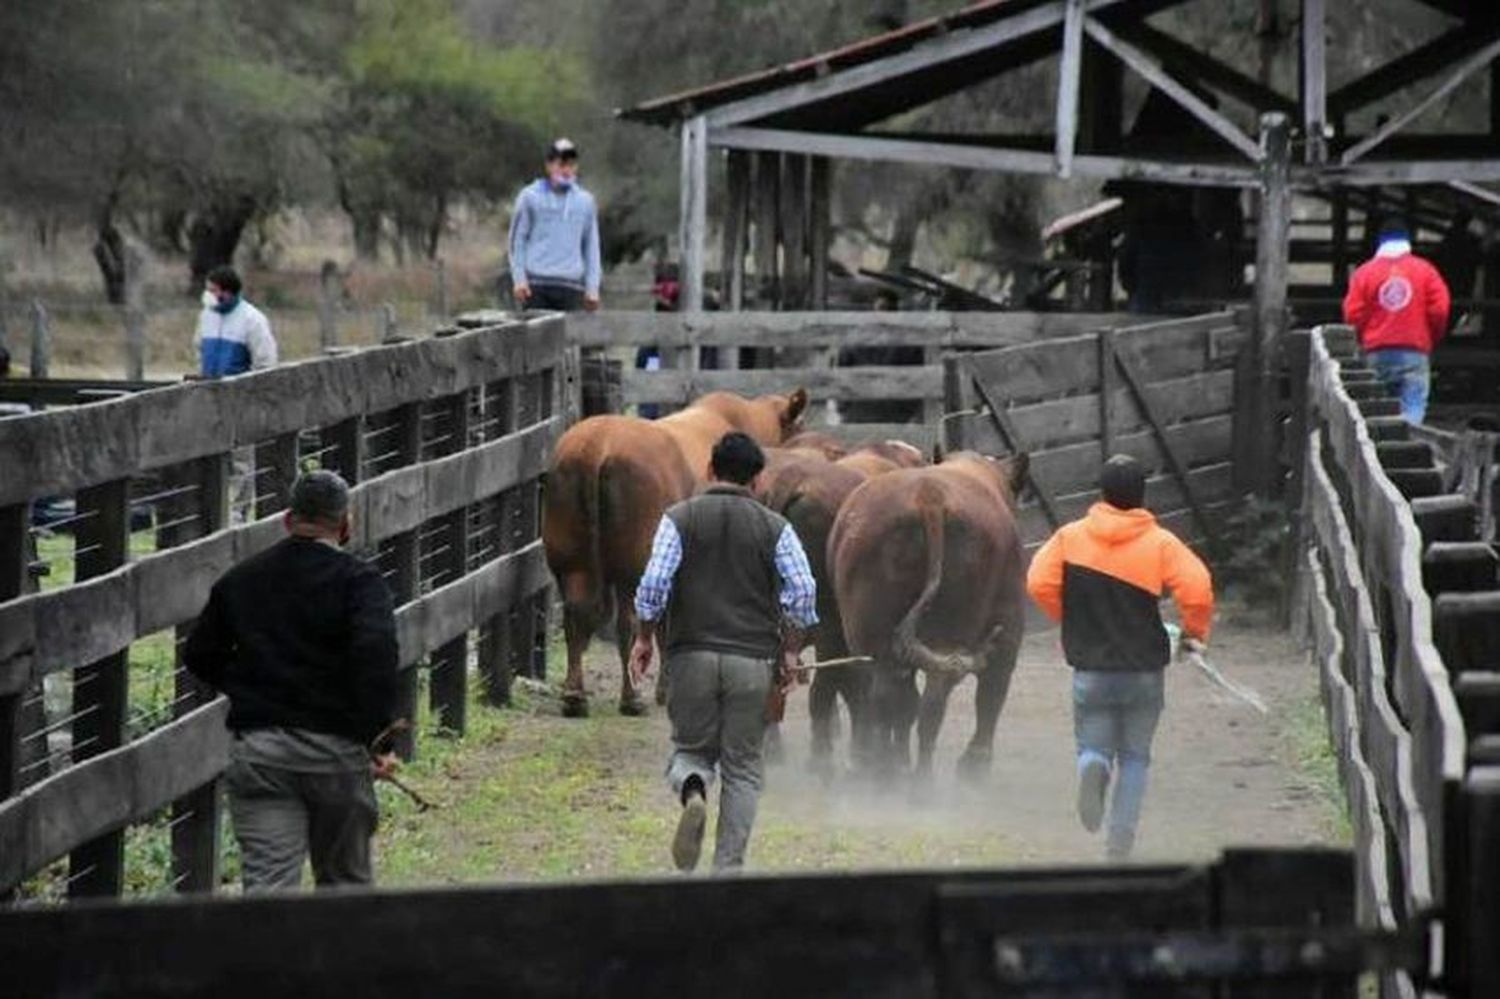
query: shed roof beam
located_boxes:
[1340,35,1500,165]
[709,126,1261,188]
[1329,24,1500,117]
[1083,15,1261,161]
[702,0,1133,129]
[1055,0,1086,178]
[1109,20,1295,115]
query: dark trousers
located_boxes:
[526,282,584,311]
[226,757,378,891]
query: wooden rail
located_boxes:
[565,310,1142,449]
[1296,325,1500,996]
[0,313,570,899]
[942,311,1246,547]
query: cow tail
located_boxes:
[588,458,615,625]
[892,483,976,676]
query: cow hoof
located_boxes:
[956,750,992,785]
[619,696,648,717]
[561,692,590,718]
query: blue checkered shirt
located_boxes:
[634,515,818,629]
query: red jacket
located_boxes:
[1342,250,1451,354]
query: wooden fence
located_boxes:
[568,310,1141,450]
[0,312,569,899]
[1297,324,1497,997]
[942,311,1247,549]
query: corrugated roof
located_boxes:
[618,0,1043,125]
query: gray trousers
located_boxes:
[226,756,378,891]
[665,649,773,870]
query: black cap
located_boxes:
[546,138,578,161]
[1099,454,1146,510]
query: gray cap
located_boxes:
[290,469,350,524]
[546,137,578,161]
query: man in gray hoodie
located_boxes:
[508,138,602,312]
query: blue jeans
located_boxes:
[1367,348,1430,424]
[1073,670,1164,858]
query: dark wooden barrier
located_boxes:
[0,313,570,899]
[942,311,1246,548]
[0,848,1417,998]
[1296,324,1493,997]
[567,310,1142,450]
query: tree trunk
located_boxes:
[93,221,127,305]
[187,193,258,290]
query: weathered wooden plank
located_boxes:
[0,849,1358,999]
[799,421,938,452]
[621,365,943,405]
[0,699,230,896]
[965,323,1242,406]
[1112,344,1218,544]
[568,310,1143,350]
[1015,464,1237,543]
[975,368,1237,453]
[0,316,562,508]
[0,420,560,696]
[395,542,550,666]
[1025,415,1234,500]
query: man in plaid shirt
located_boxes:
[630,432,818,872]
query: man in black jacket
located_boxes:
[185,470,399,890]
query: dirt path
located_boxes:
[373,605,1345,885]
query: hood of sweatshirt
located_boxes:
[1082,501,1158,546]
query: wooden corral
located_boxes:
[1295,325,1499,997]
[0,314,568,899]
[568,309,1142,450]
[943,310,1246,549]
[0,848,1417,998]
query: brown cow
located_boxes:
[544,390,808,717]
[827,452,1029,780]
[757,440,928,775]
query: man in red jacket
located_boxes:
[1342,218,1451,423]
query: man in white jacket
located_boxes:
[195,264,277,520]
[196,265,277,377]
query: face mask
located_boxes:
[201,290,218,309]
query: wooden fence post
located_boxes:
[0,504,28,803]
[1098,327,1117,459]
[375,303,396,345]
[433,258,449,322]
[318,260,340,351]
[1461,767,1500,997]
[809,157,831,312]
[723,150,750,316]
[679,115,708,314]
[480,379,517,707]
[67,477,131,899]
[388,402,423,761]
[30,300,50,378]
[162,453,230,893]
[1249,111,1292,498]
[123,241,147,381]
[428,388,472,737]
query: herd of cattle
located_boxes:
[542,390,1030,777]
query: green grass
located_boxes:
[1283,692,1354,846]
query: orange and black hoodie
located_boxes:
[1026,502,1214,672]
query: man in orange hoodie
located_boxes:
[1026,455,1214,860]
[1342,217,1451,424]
